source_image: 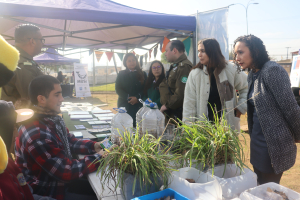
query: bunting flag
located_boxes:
[182,37,191,56]
[95,51,104,62]
[154,46,158,58]
[89,49,94,56]
[136,54,139,60]
[105,52,114,62]
[161,37,170,53]
[132,51,136,55]
[139,56,143,68]
[149,49,152,60]
[159,38,164,52]
[116,53,125,62]
[144,53,148,64]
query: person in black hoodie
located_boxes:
[115,53,147,127]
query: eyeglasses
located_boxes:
[152,66,162,70]
[28,38,45,44]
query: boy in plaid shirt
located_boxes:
[15,75,107,200]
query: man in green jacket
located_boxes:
[159,40,193,122]
[1,24,44,108]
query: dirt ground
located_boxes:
[87,92,300,192]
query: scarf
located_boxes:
[33,106,72,159]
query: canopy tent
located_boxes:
[34,48,80,64]
[0,0,196,54]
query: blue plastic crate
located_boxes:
[131,188,190,200]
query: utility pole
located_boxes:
[286,47,291,59]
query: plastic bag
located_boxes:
[168,167,222,200]
[207,164,257,199]
[239,182,300,200]
[142,102,165,138]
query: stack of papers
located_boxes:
[88,121,111,125]
[97,116,113,121]
[71,132,83,138]
[92,125,111,129]
[91,110,112,114]
[74,125,86,130]
[93,113,115,118]
[70,114,93,120]
[68,111,90,115]
[87,128,111,133]
[79,118,98,121]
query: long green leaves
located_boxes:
[96,128,177,197]
[173,110,247,175]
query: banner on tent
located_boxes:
[197,8,229,60]
[74,63,91,97]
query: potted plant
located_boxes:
[172,111,247,175]
[96,129,177,200]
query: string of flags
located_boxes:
[90,36,192,67]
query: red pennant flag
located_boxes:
[95,51,104,62]
[161,37,170,53]
[149,49,152,60]
[105,52,114,62]
[132,51,136,55]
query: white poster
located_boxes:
[290,55,300,87]
[74,63,91,97]
[197,8,229,61]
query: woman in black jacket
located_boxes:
[115,53,147,127]
[234,35,300,185]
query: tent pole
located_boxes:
[112,50,118,75]
[93,50,96,88]
[62,20,67,51]
[192,33,196,66]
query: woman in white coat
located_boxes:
[183,38,248,131]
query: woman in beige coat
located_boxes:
[183,38,248,131]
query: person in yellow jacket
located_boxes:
[159,40,193,122]
[1,24,44,108]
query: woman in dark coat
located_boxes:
[143,60,165,109]
[234,35,300,185]
[115,53,147,127]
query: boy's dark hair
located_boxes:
[169,40,185,53]
[15,24,40,43]
[233,35,270,70]
[29,75,60,105]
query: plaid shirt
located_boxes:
[15,116,101,200]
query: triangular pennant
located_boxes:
[159,38,164,52]
[105,52,114,62]
[95,51,104,62]
[132,51,136,55]
[154,46,158,58]
[136,54,139,60]
[149,49,153,60]
[182,37,191,56]
[139,56,143,68]
[89,49,94,56]
[161,37,170,53]
[116,53,125,62]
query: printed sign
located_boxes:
[290,55,300,87]
[74,63,91,97]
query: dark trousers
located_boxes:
[253,166,283,185]
[64,179,97,200]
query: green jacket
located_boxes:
[144,82,162,109]
[159,54,192,110]
[1,47,43,104]
[115,69,147,126]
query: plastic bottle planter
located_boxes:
[207,164,257,199]
[121,172,163,200]
[136,99,151,135]
[111,107,133,144]
[142,102,165,138]
[168,167,222,200]
[239,182,300,200]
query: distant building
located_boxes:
[277,59,292,76]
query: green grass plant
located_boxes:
[96,128,177,197]
[173,109,247,175]
[90,83,115,92]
